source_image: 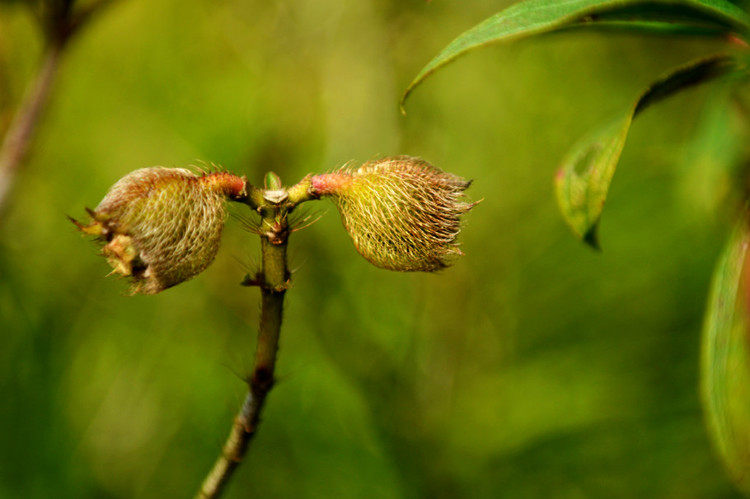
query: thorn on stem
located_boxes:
[252,366,275,393]
[241,272,263,287]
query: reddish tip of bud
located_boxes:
[200,172,247,200]
[310,173,354,196]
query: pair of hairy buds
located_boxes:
[72,156,476,294]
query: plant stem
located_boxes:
[0,41,64,218]
[0,0,116,219]
[195,208,289,499]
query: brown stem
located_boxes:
[0,40,64,217]
[0,0,117,219]
[196,210,289,499]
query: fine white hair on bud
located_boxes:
[310,156,476,272]
[72,167,247,294]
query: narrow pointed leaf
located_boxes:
[554,19,730,36]
[401,0,748,110]
[555,54,738,247]
[589,1,749,29]
[702,212,750,495]
[555,116,631,248]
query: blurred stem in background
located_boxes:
[0,0,114,219]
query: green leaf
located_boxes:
[589,1,750,29]
[554,117,631,249]
[554,54,739,247]
[702,212,750,495]
[554,19,731,36]
[401,0,749,110]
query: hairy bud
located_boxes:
[72,167,247,294]
[310,156,475,271]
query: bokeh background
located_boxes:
[0,0,745,497]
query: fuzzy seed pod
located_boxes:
[310,156,475,272]
[72,167,247,294]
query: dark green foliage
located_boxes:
[403,0,750,495]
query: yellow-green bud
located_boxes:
[310,156,475,272]
[72,167,247,294]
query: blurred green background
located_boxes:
[0,0,745,497]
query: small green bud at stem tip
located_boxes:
[264,172,283,191]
